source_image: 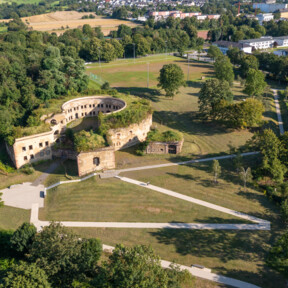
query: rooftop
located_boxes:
[213,40,250,49]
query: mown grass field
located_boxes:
[39,176,250,224]
[59,158,282,288]
[0,206,30,230]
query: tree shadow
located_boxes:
[153,111,233,137]
[150,228,269,263]
[215,266,285,288]
[116,87,161,102]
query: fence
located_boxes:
[89,73,105,85]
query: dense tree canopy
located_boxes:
[158,64,185,98]
[1,261,51,288]
[198,79,233,120]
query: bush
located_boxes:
[21,165,35,175]
[101,82,110,90]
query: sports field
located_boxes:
[0,11,140,35]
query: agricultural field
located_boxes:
[0,11,140,35]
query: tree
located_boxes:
[239,167,252,191]
[236,98,264,128]
[227,47,244,65]
[255,129,287,183]
[1,261,51,288]
[158,64,185,98]
[240,55,259,78]
[214,55,234,86]
[10,222,36,255]
[78,238,102,275]
[207,45,222,60]
[96,244,169,288]
[212,160,221,183]
[243,69,267,98]
[28,222,101,286]
[198,79,233,120]
[267,232,288,282]
[281,199,288,225]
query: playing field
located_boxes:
[0,11,140,35]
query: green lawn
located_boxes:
[122,158,279,221]
[39,176,248,224]
[0,206,30,230]
[38,156,284,287]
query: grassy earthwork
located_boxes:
[1,54,284,287]
[38,156,284,287]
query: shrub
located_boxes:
[21,165,35,175]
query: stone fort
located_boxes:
[6,96,152,176]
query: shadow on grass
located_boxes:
[150,228,269,262]
[153,111,234,137]
[215,266,285,288]
[116,87,161,102]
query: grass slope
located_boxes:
[39,176,248,224]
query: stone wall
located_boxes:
[107,114,153,150]
[10,131,55,169]
[146,140,184,155]
[7,96,127,169]
[77,147,115,177]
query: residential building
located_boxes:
[212,41,252,55]
[274,36,288,47]
[253,3,288,13]
[239,36,275,50]
[256,13,274,25]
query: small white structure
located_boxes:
[239,36,275,50]
[256,13,274,25]
[212,41,252,54]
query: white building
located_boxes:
[212,41,252,55]
[256,13,274,25]
[253,3,288,13]
[239,36,275,50]
[274,36,288,47]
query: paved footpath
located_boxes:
[116,176,270,230]
[29,206,261,288]
[272,89,284,135]
[102,244,260,288]
[116,152,259,174]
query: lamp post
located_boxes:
[133,43,136,63]
[165,40,168,60]
[187,54,190,82]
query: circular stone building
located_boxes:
[6,96,152,176]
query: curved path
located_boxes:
[272,89,284,135]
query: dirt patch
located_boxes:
[135,206,172,214]
[0,11,140,35]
